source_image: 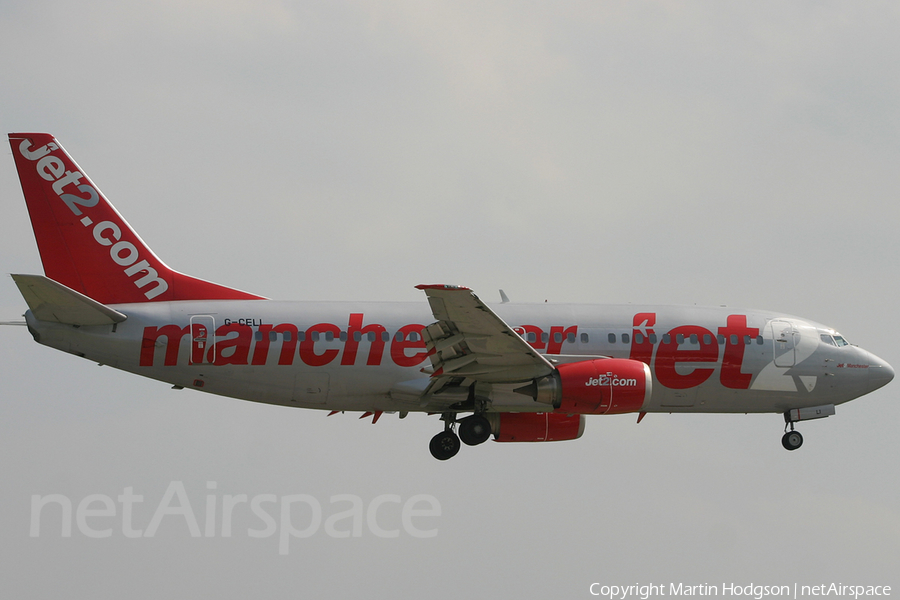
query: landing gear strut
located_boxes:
[782,414,803,451]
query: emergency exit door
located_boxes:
[190,315,216,365]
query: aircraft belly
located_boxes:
[643,378,837,414]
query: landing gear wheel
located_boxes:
[782,430,803,451]
[429,430,461,460]
[458,415,492,446]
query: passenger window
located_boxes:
[381,331,390,342]
[756,336,764,345]
[663,334,671,344]
[622,333,630,344]
[297,331,305,341]
[676,334,684,344]
[580,333,589,343]
[394,332,403,342]
[527,332,537,343]
[541,332,549,343]
[325,331,334,342]
[409,332,419,342]
[339,331,347,342]
[608,333,616,344]
[353,331,362,342]
[283,331,292,342]
[689,334,698,344]
[717,334,725,344]
[730,334,738,345]
[268,331,277,342]
[703,334,712,345]
[635,333,644,344]
[649,333,658,344]
[567,333,576,343]
[744,335,751,345]
[553,332,562,343]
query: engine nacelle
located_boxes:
[487,412,585,442]
[517,358,652,415]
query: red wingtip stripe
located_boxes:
[415,284,471,291]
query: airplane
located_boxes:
[5,132,894,460]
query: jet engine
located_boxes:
[515,358,652,415]
[487,412,585,442]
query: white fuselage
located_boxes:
[24,299,891,416]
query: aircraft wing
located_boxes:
[416,285,555,385]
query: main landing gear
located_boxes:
[782,412,803,451]
[429,413,492,460]
[459,414,492,446]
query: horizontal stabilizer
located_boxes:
[11,274,127,326]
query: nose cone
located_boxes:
[867,351,894,393]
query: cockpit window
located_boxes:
[820,334,836,346]
[833,335,850,347]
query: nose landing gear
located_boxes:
[781,428,803,451]
[781,412,803,451]
[779,405,835,450]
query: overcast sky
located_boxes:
[1,1,899,597]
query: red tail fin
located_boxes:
[9,133,264,304]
